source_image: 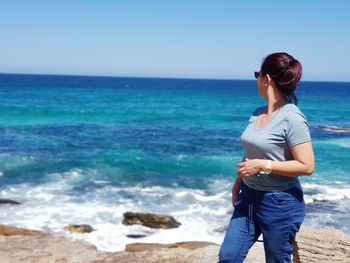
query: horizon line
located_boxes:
[1,72,349,84]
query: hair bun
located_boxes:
[261,52,302,105]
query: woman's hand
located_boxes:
[236,158,266,177]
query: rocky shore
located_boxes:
[0,225,262,263]
[1,201,350,262]
[1,223,350,262]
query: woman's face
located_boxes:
[256,72,266,98]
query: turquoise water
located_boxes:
[0,74,349,250]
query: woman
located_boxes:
[218,52,315,263]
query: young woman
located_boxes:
[218,52,315,263]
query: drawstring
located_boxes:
[249,202,253,222]
[246,186,263,242]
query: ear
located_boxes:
[265,74,272,87]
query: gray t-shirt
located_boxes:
[240,103,311,191]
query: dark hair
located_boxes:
[261,52,302,105]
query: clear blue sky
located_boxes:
[0,0,349,81]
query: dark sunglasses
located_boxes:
[254,71,263,79]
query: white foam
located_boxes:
[2,174,348,252]
[0,153,36,170]
[303,182,350,203]
[93,180,110,185]
[0,177,231,252]
[318,125,350,133]
[176,154,187,160]
[175,190,227,202]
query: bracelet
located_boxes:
[263,160,272,174]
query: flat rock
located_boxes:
[125,241,217,252]
[123,212,181,229]
[0,225,44,236]
[0,233,262,263]
[64,224,94,233]
[0,234,221,263]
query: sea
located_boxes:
[0,73,349,251]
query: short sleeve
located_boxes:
[284,111,311,147]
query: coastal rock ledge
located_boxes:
[293,226,350,263]
[0,225,349,262]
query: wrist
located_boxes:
[258,159,267,172]
[262,160,272,174]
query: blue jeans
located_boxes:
[218,182,305,263]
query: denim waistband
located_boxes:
[240,181,304,228]
[241,181,303,199]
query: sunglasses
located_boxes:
[254,71,263,79]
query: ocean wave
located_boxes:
[316,137,350,149]
[316,125,350,134]
[303,182,350,203]
[0,178,231,251]
[313,125,350,139]
[0,153,36,170]
[175,191,227,202]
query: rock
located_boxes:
[125,241,217,252]
[64,224,94,233]
[0,199,21,205]
[0,225,44,236]
[126,234,148,239]
[293,226,350,263]
[122,212,181,229]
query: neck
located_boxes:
[265,85,289,114]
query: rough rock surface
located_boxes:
[293,225,350,263]
[123,211,181,229]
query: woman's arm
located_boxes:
[231,156,245,205]
[231,176,242,205]
[236,141,315,177]
[266,141,314,176]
